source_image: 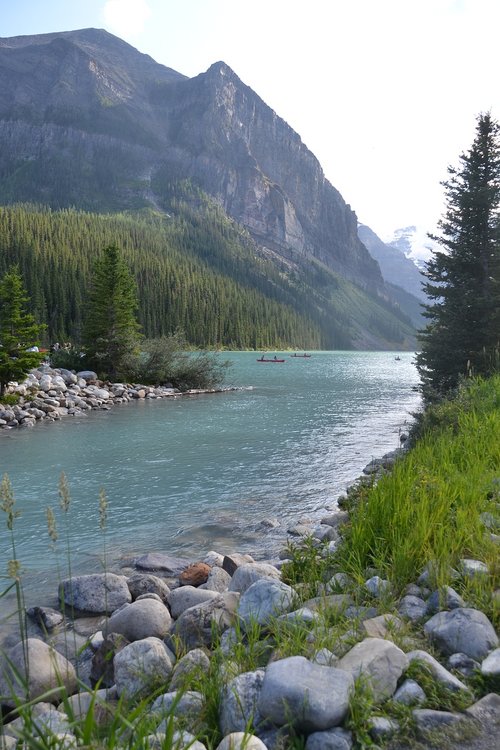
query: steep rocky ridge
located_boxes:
[0,29,382,292]
[358,223,427,301]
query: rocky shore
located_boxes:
[0,365,245,429]
[1,454,499,750]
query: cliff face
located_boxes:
[0,29,383,289]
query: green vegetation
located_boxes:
[335,376,500,623]
[0,266,44,395]
[417,112,500,399]
[83,245,142,380]
[0,196,415,351]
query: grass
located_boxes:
[1,376,499,749]
[334,376,500,625]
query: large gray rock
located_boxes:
[202,566,232,593]
[153,691,205,734]
[228,563,281,594]
[305,728,353,750]
[127,573,170,602]
[220,670,265,735]
[393,679,426,706]
[0,638,77,705]
[170,592,239,650]
[106,598,172,641]
[169,648,211,691]
[113,637,173,698]
[337,637,408,702]
[59,573,131,614]
[133,553,191,575]
[425,585,465,615]
[216,735,267,750]
[481,647,500,677]
[397,595,427,622]
[424,607,498,660]
[258,656,353,732]
[412,708,467,735]
[406,650,469,692]
[238,579,295,629]
[168,585,220,619]
[76,371,98,382]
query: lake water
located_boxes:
[0,351,420,609]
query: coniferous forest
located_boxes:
[0,184,416,351]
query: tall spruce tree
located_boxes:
[0,267,45,396]
[417,113,500,398]
[83,245,141,379]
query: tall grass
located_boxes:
[336,377,500,613]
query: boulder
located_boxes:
[76,371,98,382]
[228,563,281,594]
[0,638,77,705]
[59,573,131,614]
[106,598,172,641]
[337,637,408,702]
[412,708,467,736]
[216,734,267,750]
[170,592,239,650]
[27,606,64,631]
[425,586,465,615]
[258,656,353,732]
[305,727,353,749]
[393,679,426,706]
[127,573,170,602]
[202,566,232,593]
[133,553,191,575]
[113,637,173,698]
[179,562,211,587]
[153,691,205,734]
[397,595,427,622]
[406,650,469,692]
[90,632,130,687]
[238,579,295,629]
[219,670,265,735]
[168,586,220,619]
[169,648,211,691]
[222,553,255,576]
[481,647,500,677]
[424,607,498,660]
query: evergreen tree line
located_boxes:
[0,191,415,351]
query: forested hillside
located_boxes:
[0,195,416,350]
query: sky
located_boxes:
[1,0,499,257]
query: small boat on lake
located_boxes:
[257,355,285,362]
[290,353,311,358]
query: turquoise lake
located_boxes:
[0,351,420,606]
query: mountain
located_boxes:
[387,225,435,270]
[358,224,426,302]
[0,28,415,349]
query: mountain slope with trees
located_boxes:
[0,200,416,350]
[0,28,421,351]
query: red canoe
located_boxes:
[257,357,285,362]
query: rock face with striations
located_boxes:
[0,28,382,291]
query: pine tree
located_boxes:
[417,113,500,398]
[0,267,45,396]
[83,245,141,379]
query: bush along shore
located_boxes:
[1,377,499,750]
[0,365,244,429]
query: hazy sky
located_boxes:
[1,0,499,247]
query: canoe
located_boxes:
[256,358,285,362]
[290,354,311,358]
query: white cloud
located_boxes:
[101,0,151,39]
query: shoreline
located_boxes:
[0,364,250,431]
